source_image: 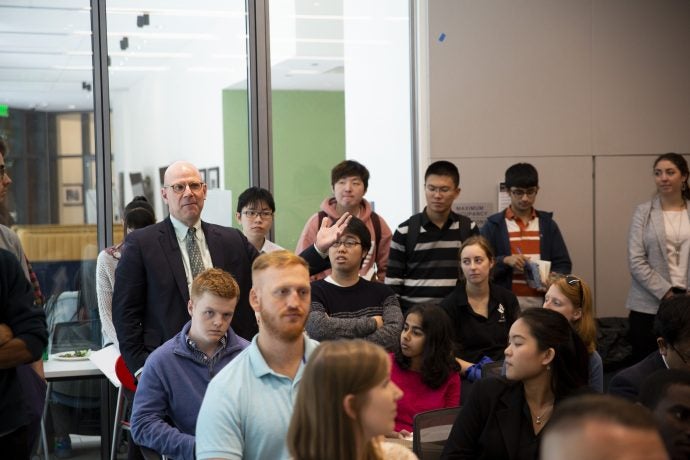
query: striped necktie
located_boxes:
[186,227,205,279]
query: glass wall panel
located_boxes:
[266,0,413,264]
[0,1,104,456]
[106,0,251,228]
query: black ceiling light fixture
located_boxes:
[120,36,129,51]
[137,13,150,28]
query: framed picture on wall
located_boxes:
[208,167,219,189]
[62,184,83,206]
[158,166,168,187]
[199,168,207,184]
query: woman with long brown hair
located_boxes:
[627,153,690,362]
[287,340,417,460]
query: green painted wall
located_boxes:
[222,89,250,224]
[223,90,345,250]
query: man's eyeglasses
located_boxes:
[425,184,455,195]
[241,210,273,219]
[671,343,690,365]
[565,274,584,307]
[509,187,538,198]
[331,239,361,249]
[163,182,204,194]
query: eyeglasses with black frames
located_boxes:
[331,239,362,249]
[509,187,538,198]
[241,210,273,219]
[163,181,205,194]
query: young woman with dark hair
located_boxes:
[441,308,589,459]
[96,196,156,346]
[627,153,690,362]
[390,304,461,436]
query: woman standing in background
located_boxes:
[627,153,690,363]
[96,196,155,347]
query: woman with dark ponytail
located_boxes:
[96,196,156,346]
[627,153,690,363]
[441,308,588,459]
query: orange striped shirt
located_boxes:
[505,207,541,298]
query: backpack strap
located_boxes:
[405,213,422,259]
[317,211,328,225]
[370,212,382,261]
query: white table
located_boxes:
[44,355,103,380]
[40,355,110,460]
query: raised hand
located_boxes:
[314,212,353,253]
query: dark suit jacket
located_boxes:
[441,377,541,460]
[112,218,331,374]
[608,351,665,401]
[113,218,259,374]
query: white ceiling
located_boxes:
[0,0,347,111]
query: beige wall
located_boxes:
[427,0,690,316]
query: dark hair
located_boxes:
[394,304,459,389]
[341,216,372,256]
[0,137,6,156]
[505,163,539,189]
[654,153,690,200]
[331,160,369,191]
[655,295,690,346]
[236,186,276,213]
[546,394,657,434]
[425,161,460,188]
[124,196,155,230]
[518,308,589,399]
[639,369,690,409]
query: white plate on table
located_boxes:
[54,351,91,361]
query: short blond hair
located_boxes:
[191,268,240,301]
[251,250,308,282]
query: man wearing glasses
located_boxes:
[386,160,479,313]
[305,217,402,351]
[113,160,260,379]
[113,161,343,378]
[235,186,283,253]
[481,162,572,309]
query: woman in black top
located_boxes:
[441,308,589,460]
[440,235,520,378]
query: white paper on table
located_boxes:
[88,344,121,388]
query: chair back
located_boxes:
[50,319,101,354]
[115,356,137,392]
[412,406,461,460]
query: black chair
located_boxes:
[412,406,461,460]
[140,446,167,460]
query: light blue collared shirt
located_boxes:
[195,334,319,460]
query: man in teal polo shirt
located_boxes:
[196,250,318,460]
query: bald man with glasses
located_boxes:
[113,161,345,377]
